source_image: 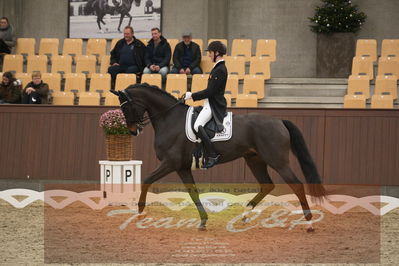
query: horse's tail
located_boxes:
[282,120,326,201]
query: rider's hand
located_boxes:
[184,92,192,100]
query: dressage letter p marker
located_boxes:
[125,169,132,183]
[105,169,111,183]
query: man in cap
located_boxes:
[183,41,228,168]
[171,31,202,75]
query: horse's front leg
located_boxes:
[177,169,208,231]
[138,162,173,214]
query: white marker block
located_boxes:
[99,160,142,199]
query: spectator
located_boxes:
[171,31,202,75]
[0,17,16,71]
[0,71,22,104]
[143,27,171,81]
[21,71,49,104]
[108,26,146,89]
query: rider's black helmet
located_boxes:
[206,41,227,56]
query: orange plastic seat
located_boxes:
[255,39,276,62]
[343,94,366,108]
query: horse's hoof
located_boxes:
[137,212,147,220]
[198,226,207,231]
[307,227,315,233]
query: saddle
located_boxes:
[191,106,224,139]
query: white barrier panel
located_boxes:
[99,160,142,202]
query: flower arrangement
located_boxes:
[99,109,130,135]
[309,0,366,34]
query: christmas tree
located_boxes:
[309,0,366,34]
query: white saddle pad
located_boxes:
[185,106,233,143]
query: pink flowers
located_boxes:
[99,109,130,135]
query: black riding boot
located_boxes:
[197,126,220,168]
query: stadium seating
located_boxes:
[255,39,277,62]
[103,90,120,106]
[225,56,245,79]
[99,55,110,74]
[62,38,83,57]
[243,74,265,99]
[51,55,72,75]
[225,74,239,99]
[165,74,187,97]
[52,91,74,105]
[3,54,23,73]
[15,38,36,56]
[371,94,394,109]
[375,75,398,99]
[115,73,136,91]
[236,93,258,107]
[343,94,366,108]
[200,56,213,74]
[141,73,162,88]
[64,73,86,93]
[192,39,204,54]
[231,39,252,61]
[86,38,107,59]
[39,38,59,57]
[110,38,119,51]
[42,73,61,92]
[249,56,271,80]
[378,56,399,77]
[89,73,111,92]
[351,56,374,80]
[187,74,209,106]
[347,75,370,98]
[75,55,97,77]
[355,39,377,62]
[381,39,399,58]
[26,55,48,73]
[79,92,101,105]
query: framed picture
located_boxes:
[68,0,162,39]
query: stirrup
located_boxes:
[203,155,220,169]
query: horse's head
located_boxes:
[133,0,141,7]
[111,89,146,136]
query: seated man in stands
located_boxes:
[0,17,16,71]
[0,72,21,104]
[171,31,202,75]
[143,27,171,81]
[21,71,49,104]
[108,26,146,89]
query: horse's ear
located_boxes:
[110,90,120,96]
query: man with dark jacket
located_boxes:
[183,41,228,168]
[0,72,22,104]
[171,32,202,75]
[108,26,146,89]
[143,28,171,81]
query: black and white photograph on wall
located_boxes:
[69,0,162,39]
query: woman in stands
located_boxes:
[0,71,21,104]
[21,71,49,104]
[183,41,228,168]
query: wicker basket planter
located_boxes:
[105,134,133,161]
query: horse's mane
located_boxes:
[127,83,180,103]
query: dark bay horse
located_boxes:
[112,84,326,231]
[85,0,141,32]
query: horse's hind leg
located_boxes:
[275,165,315,231]
[244,153,275,209]
[127,14,132,26]
[177,169,208,231]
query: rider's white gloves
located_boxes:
[184,92,192,100]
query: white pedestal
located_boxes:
[99,160,142,205]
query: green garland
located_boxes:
[309,0,366,34]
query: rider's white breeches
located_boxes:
[194,99,212,132]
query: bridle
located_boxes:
[120,90,183,130]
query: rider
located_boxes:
[183,41,228,169]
